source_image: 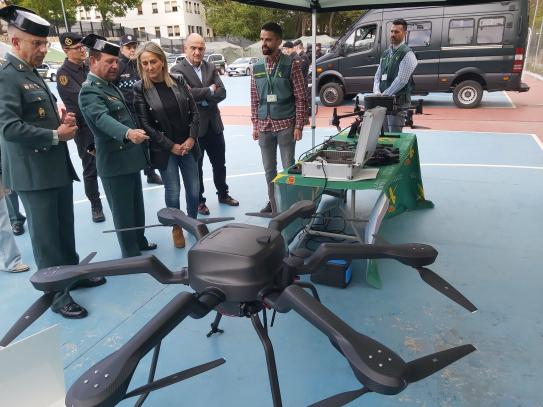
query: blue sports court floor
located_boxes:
[1,83,542,405]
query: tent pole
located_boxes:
[311,8,317,147]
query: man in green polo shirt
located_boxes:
[373,18,418,133]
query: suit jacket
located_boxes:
[78,73,147,178]
[170,59,225,138]
[0,53,79,191]
[133,74,200,171]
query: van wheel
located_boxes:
[453,80,483,108]
[220,67,226,75]
[319,82,344,107]
[246,68,250,76]
[50,73,56,82]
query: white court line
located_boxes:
[412,128,535,136]
[422,163,543,170]
[502,91,516,109]
[531,134,543,152]
[73,171,265,205]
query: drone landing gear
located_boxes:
[251,311,283,407]
[207,312,225,337]
[134,342,162,406]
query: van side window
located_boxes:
[406,22,431,47]
[344,25,377,54]
[477,17,505,44]
[449,19,474,45]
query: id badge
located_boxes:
[381,74,388,81]
[267,94,278,103]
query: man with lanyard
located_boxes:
[251,22,306,214]
[0,6,105,319]
[79,34,157,258]
[56,32,105,223]
[114,34,163,185]
[373,18,418,132]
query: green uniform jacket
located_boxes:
[0,53,78,191]
[79,73,147,178]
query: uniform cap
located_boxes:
[0,5,50,37]
[59,32,83,48]
[81,33,120,57]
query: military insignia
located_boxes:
[59,75,69,86]
[127,35,133,40]
[65,37,73,46]
[38,107,46,118]
[23,84,30,90]
[18,64,24,70]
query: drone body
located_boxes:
[1,201,477,407]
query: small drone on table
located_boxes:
[1,200,477,407]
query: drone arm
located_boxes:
[298,242,437,274]
[157,207,209,239]
[268,200,316,232]
[264,285,408,395]
[66,290,222,406]
[30,255,188,292]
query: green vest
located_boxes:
[253,54,295,120]
[379,43,413,105]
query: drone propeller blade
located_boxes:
[79,251,97,265]
[308,387,371,407]
[66,291,221,407]
[406,344,476,383]
[0,292,56,347]
[123,358,226,399]
[199,217,235,224]
[245,211,278,218]
[157,207,210,240]
[31,255,187,293]
[372,233,392,245]
[416,267,478,313]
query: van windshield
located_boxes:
[344,25,377,54]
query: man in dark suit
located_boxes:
[0,6,105,319]
[79,34,157,258]
[57,32,105,223]
[171,33,238,215]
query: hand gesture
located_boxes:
[127,129,149,144]
[57,123,77,141]
[61,109,77,127]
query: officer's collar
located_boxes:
[391,40,406,50]
[88,72,109,86]
[7,52,33,71]
[64,58,85,71]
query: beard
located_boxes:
[262,46,274,55]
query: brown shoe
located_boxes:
[172,224,185,248]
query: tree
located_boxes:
[7,0,78,27]
[77,0,140,22]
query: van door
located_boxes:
[383,9,443,93]
[339,21,382,95]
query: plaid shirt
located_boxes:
[251,52,306,132]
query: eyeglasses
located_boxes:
[66,44,85,51]
[19,39,51,48]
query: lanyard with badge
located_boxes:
[265,54,282,103]
[381,45,401,82]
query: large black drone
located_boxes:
[1,200,477,407]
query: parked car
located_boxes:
[205,53,226,74]
[313,0,529,108]
[226,57,260,76]
[36,63,60,82]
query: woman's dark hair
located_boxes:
[392,18,408,31]
[261,21,283,39]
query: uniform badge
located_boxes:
[65,37,73,46]
[18,64,24,70]
[38,107,46,118]
[23,84,30,89]
[59,75,69,86]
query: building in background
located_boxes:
[76,0,212,40]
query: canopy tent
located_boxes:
[295,34,336,47]
[231,0,497,146]
[244,40,266,57]
[204,41,244,64]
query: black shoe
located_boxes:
[218,194,239,206]
[198,202,210,215]
[141,242,158,251]
[147,173,163,185]
[12,223,24,236]
[72,276,107,289]
[92,207,105,223]
[260,201,272,213]
[55,301,88,319]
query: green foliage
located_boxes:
[77,0,141,22]
[7,0,78,26]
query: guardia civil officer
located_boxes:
[0,6,105,319]
[79,34,157,258]
[372,18,417,132]
[114,34,163,186]
[57,32,105,223]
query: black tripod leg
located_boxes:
[251,313,283,407]
[293,281,321,302]
[134,341,161,407]
[206,312,224,337]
